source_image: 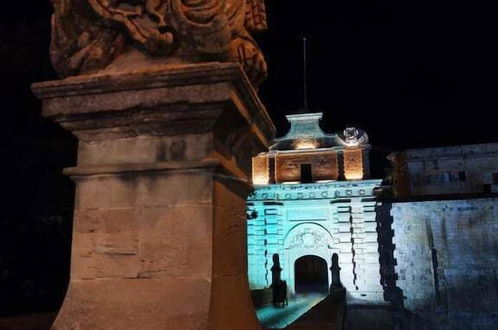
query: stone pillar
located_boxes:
[32,63,275,330]
[330,253,342,290]
[271,254,283,284]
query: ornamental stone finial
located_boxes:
[342,127,369,146]
[271,253,283,283]
[330,253,342,290]
[49,0,268,86]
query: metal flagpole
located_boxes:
[303,36,308,111]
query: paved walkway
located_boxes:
[343,305,393,330]
[285,290,346,330]
[256,294,326,329]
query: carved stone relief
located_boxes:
[342,127,369,146]
[50,0,268,86]
[275,152,339,183]
[285,224,333,250]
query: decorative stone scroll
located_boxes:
[342,127,369,146]
[285,224,334,250]
[50,0,268,86]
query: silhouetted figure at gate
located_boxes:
[271,254,288,307]
[330,253,343,291]
[329,253,346,304]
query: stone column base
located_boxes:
[32,62,275,330]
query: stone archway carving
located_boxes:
[283,223,337,296]
[285,224,333,250]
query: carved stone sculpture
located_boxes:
[36,3,272,329]
[286,227,332,250]
[50,0,268,86]
[343,127,369,146]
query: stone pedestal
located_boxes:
[32,63,275,330]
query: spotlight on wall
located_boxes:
[344,170,363,180]
[295,140,317,150]
[253,176,269,185]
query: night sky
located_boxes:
[257,1,496,149]
[0,0,496,316]
[2,1,497,149]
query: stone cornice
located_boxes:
[32,62,259,101]
[248,179,383,201]
[32,62,275,146]
[64,159,220,177]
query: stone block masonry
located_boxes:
[32,63,275,330]
[390,198,498,329]
[247,180,384,303]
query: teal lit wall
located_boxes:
[247,179,384,302]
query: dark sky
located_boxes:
[256,1,496,150]
[1,1,497,150]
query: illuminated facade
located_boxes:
[247,113,384,302]
[389,143,498,198]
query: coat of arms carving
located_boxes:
[286,227,332,250]
[50,0,268,86]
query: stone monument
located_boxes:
[32,0,275,329]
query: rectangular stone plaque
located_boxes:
[287,208,329,221]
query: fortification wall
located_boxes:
[390,198,498,328]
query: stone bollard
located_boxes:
[330,253,342,290]
[330,253,346,304]
[32,62,275,330]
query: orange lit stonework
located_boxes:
[344,148,364,180]
[274,151,339,183]
[252,154,270,184]
[247,113,384,303]
[251,112,370,185]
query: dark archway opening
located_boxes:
[294,255,328,295]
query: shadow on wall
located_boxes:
[375,199,498,330]
[376,202,429,330]
[377,202,403,309]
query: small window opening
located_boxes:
[301,164,312,183]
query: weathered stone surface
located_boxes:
[32,63,275,329]
[49,0,268,86]
[78,133,212,166]
[389,143,498,198]
[138,204,213,279]
[51,278,211,330]
[391,198,498,329]
[72,208,141,279]
[256,113,371,184]
[247,182,384,302]
[210,181,260,330]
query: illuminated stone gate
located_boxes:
[247,113,384,302]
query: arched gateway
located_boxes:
[247,112,385,303]
[283,223,336,296]
[294,255,329,295]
